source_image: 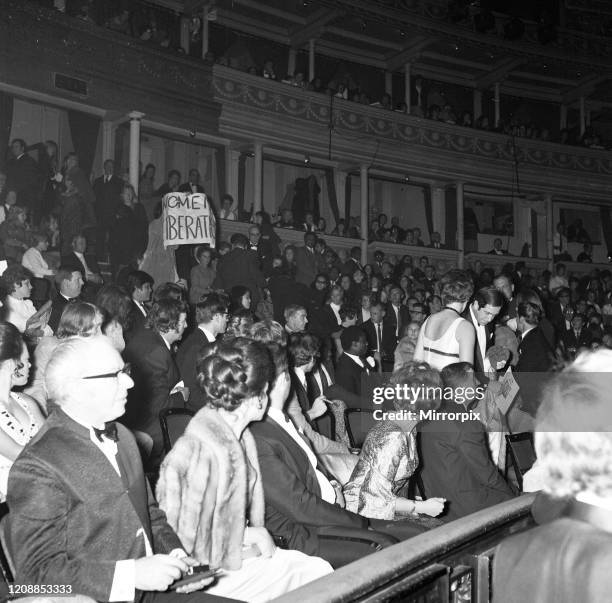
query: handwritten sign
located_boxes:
[162,192,216,248]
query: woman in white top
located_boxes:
[0,322,45,501]
[21,232,55,278]
[414,269,475,370]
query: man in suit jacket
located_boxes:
[6,336,223,602]
[212,233,266,305]
[48,268,84,333]
[515,301,555,416]
[547,287,572,337]
[60,234,103,302]
[126,269,154,339]
[334,327,370,406]
[488,238,508,255]
[176,294,228,412]
[384,286,411,342]
[561,313,592,354]
[6,138,41,219]
[418,363,515,521]
[362,302,396,371]
[462,287,503,378]
[341,246,363,276]
[123,299,188,469]
[294,232,324,286]
[93,159,124,259]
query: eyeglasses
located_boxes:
[82,363,132,380]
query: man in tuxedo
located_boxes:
[418,362,515,521]
[48,268,84,333]
[284,305,309,335]
[488,238,508,255]
[123,299,188,469]
[493,274,517,326]
[93,159,124,259]
[60,234,104,302]
[515,301,555,417]
[6,336,223,602]
[362,302,396,372]
[294,232,323,286]
[547,287,572,337]
[126,270,154,338]
[6,138,41,220]
[561,313,592,356]
[247,224,264,268]
[462,287,503,378]
[313,285,343,338]
[176,293,228,412]
[212,233,266,305]
[334,326,370,404]
[385,286,410,342]
[341,246,363,276]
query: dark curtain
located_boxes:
[324,168,339,225]
[600,206,612,254]
[67,110,101,178]
[237,152,246,218]
[423,185,433,239]
[215,147,225,206]
[0,92,14,174]
[345,174,352,224]
[445,187,457,249]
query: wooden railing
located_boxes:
[272,494,536,603]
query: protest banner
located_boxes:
[162,192,216,248]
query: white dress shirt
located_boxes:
[470,306,491,373]
[330,302,342,325]
[133,300,147,317]
[267,407,336,504]
[199,325,216,343]
[74,251,93,278]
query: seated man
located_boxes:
[362,302,396,372]
[48,268,84,333]
[61,233,104,301]
[334,326,371,405]
[126,270,154,337]
[6,336,230,602]
[418,362,515,521]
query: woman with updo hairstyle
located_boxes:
[343,361,445,525]
[25,301,103,411]
[156,337,331,601]
[0,322,45,502]
[224,307,254,339]
[95,284,133,352]
[414,268,475,369]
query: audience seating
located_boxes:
[159,408,195,454]
[312,411,335,441]
[504,432,537,491]
[344,408,377,449]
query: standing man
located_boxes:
[6,138,41,221]
[93,159,124,259]
[6,336,225,602]
[362,302,395,371]
[385,286,410,343]
[126,270,154,337]
[178,169,205,194]
[294,232,323,287]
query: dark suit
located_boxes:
[250,415,368,557]
[212,248,266,305]
[6,410,231,603]
[362,319,396,369]
[6,152,41,216]
[515,326,554,416]
[123,328,183,467]
[176,327,215,412]
[291,371,312,416]
[334,353,368,405]
[267,273,312,323]
[384,303,411,341]
[48,293,81,333]
[494,500,612,603]
[418,400,515,521]
[547,300,569,336]
[93,174,124,257]
[129,300,148,338]
[462,305,494,377]
[311,304,341,339]
[294,245,323,286]
[60,251,102,278]
[561,327,592,350]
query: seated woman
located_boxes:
[494,350,612,602]
[156,337,332,602]
[394,321,421,370]
[343,361,446,523]
[24,302,103,412]
[0,322,45,502]
[0,206,30,263]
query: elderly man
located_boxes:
[6,336,229,602]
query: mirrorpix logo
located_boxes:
[370,383,485,422]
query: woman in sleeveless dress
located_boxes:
[414,269,475,370]
[0,322,45,502]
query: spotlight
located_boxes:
[403,175,410,183]
[304,154,311,165]
[189,129,197,138]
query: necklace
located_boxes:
[444,306,462,316]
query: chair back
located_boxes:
[344,408,376,449]
[505,432,536,491]
[312,411,335,441]
[160,408,195,453]
[0,511,14,595]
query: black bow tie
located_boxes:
[93,422,118,442]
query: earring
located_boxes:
[13,361,24,378]
[256,402,263,410]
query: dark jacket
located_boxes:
[334,353,369,404]
[212,248,266,305]
[48,293,82,333]
[176,327,215,412]
[93,174,124,224]
[362,319,396,362]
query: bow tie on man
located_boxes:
[93,422,118,442]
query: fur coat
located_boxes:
[156,406,265,570]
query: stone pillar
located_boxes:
[253,142,263,212]
[288,48,297,77]
[473,89,482,121]
[456,181,464,268]
[431,184,446,243]
[101,121,116,163]
[385,71,393,97]
[579,96,586,137]
[308,39,315,82]
[179,17,190,54]
[494,83,500,129]
[128,111,144,195]
[360,164,369,265]
[404,63,411,113]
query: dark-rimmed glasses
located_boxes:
[82,364,132,380]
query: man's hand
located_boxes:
[307,396,328,421]
[134,554,188,592]
[243,526,276,558]
[88,273,104,285]
[174,556,216,594]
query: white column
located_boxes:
[473,89,482,121]
[253,142,263,213]
[385,71,393,97]
[360,164,369,265]
[494,83,500,129]
[288,48,297,77]
[579,96,586,137]
[404,63,411,113]
[201,7,209,58]
[179,17,190,54]
[456,182,464,268]
[128,111,144,195]
[308,39,315,82]
[431,185,446,243]
[545,193,554,270]
[560,104,567,130]
[101,121,115,163]
[225,148,240,202]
